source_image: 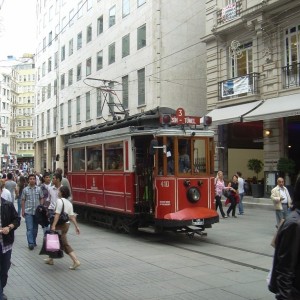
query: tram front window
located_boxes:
[193,139,206,173]
[178,139,191,174]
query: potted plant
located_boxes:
[277,157,296,186]
[247,158,264,198]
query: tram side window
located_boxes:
[193,139,206,173]
[104,142,123,170]
[72,148,85,171]
[86,146,102,170]
[157,137,164,175]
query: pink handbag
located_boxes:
[46,233,60,252]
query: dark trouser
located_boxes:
[0,244,12,298]
[215,195,225,217]
[227,195,237,217]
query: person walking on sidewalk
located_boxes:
[45,186,81,270]
[0,187,20,300]
[214,171,227,218]
[271,177,292,227]
[269,174,300,300]
[21,174,44,250]
[226,175,239,218]
[237,171,245,215]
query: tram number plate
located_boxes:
[192,219,204,226]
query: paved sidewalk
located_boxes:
[4,206,276,300]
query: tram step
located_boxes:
[138,227,156,234]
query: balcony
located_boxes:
[216,0,242,26]
[218,73,260,101]
[282,63,300,89]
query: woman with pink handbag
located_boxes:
[44,186,81,270]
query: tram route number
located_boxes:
[160,181,170,187]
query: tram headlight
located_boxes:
[187,187,201,203]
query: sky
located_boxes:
[0,0,36,60]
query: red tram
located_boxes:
[66,107,219,235]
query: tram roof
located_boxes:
[67,107,214,146]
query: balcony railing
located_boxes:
[282,64,300,89]
[216,0,242,26]
[218,73,260,101]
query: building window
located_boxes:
[47,83,51,99]
[54,79,57,96]
[108,82,114,115]
[61,45,66,61]
[77,63,82,81]
[122,75,129,109]
[69,9,74,26]
[42,87,46,102]
[122,34,130,58]
[97,15,103,35]
[36,115,39,137]
[68,68,73,86]
[49,31,52,46]
[62,16,67,32]
[230,42,252,77]
[78,1,83,19]
[43,37,46,52]
[109,5,116,27]
[61,73,65,90]
[138,68,145,105]
[76,96,81,123]
[87,24,92,43]
[60,103,64,128]
[96,88,102,117]
[86,57,92,76]
[96,50,103,70]
[77,32,82,50]
[137,0,146,7]
[47,109,50,133]
[122,0,130,17]
[137,24,146,50]
[69,38,73,56]
[108,42,115,65]
[68,100,72,126]
[41,112,45,135]
[54,51,58,68]
[53,107,57,132]
[86,92,91,120]
[48,57,52,72]
[42,62,46,76]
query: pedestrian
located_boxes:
[55,168,72,201]
[16,176,26,218]
[0,181,11,203]
[226,175,239,218]
[48,173,63,212]
[21,174,45,250]
[45,186,81,270]
[236,171,245,215]
[268,174,300,299]
[40,172,51,208]
[271,177,292,228]
[0,186,20,300]
[214,171,227,218]
[4,173,17,204]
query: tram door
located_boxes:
[133,136,155,214]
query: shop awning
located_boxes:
[203,101,263,125]
[243,93,300,122]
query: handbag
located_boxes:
[223,189,231,198]
[49,198,69,225]
[46,232,60,252]
[39,230,64,258]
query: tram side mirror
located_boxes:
[149,140,167,155]
[149,139,158,155]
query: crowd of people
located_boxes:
[0,167,80,300]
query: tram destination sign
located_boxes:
[171,108,201,125]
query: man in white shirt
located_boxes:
[271,177,292,227]
[48,173,63,210]
[237,171,245,215]
[0,180,12,202]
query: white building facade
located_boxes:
[203,0,300,193]
[34,0,208,172]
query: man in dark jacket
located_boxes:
[269,174,300,300]
[0,193,20,300]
